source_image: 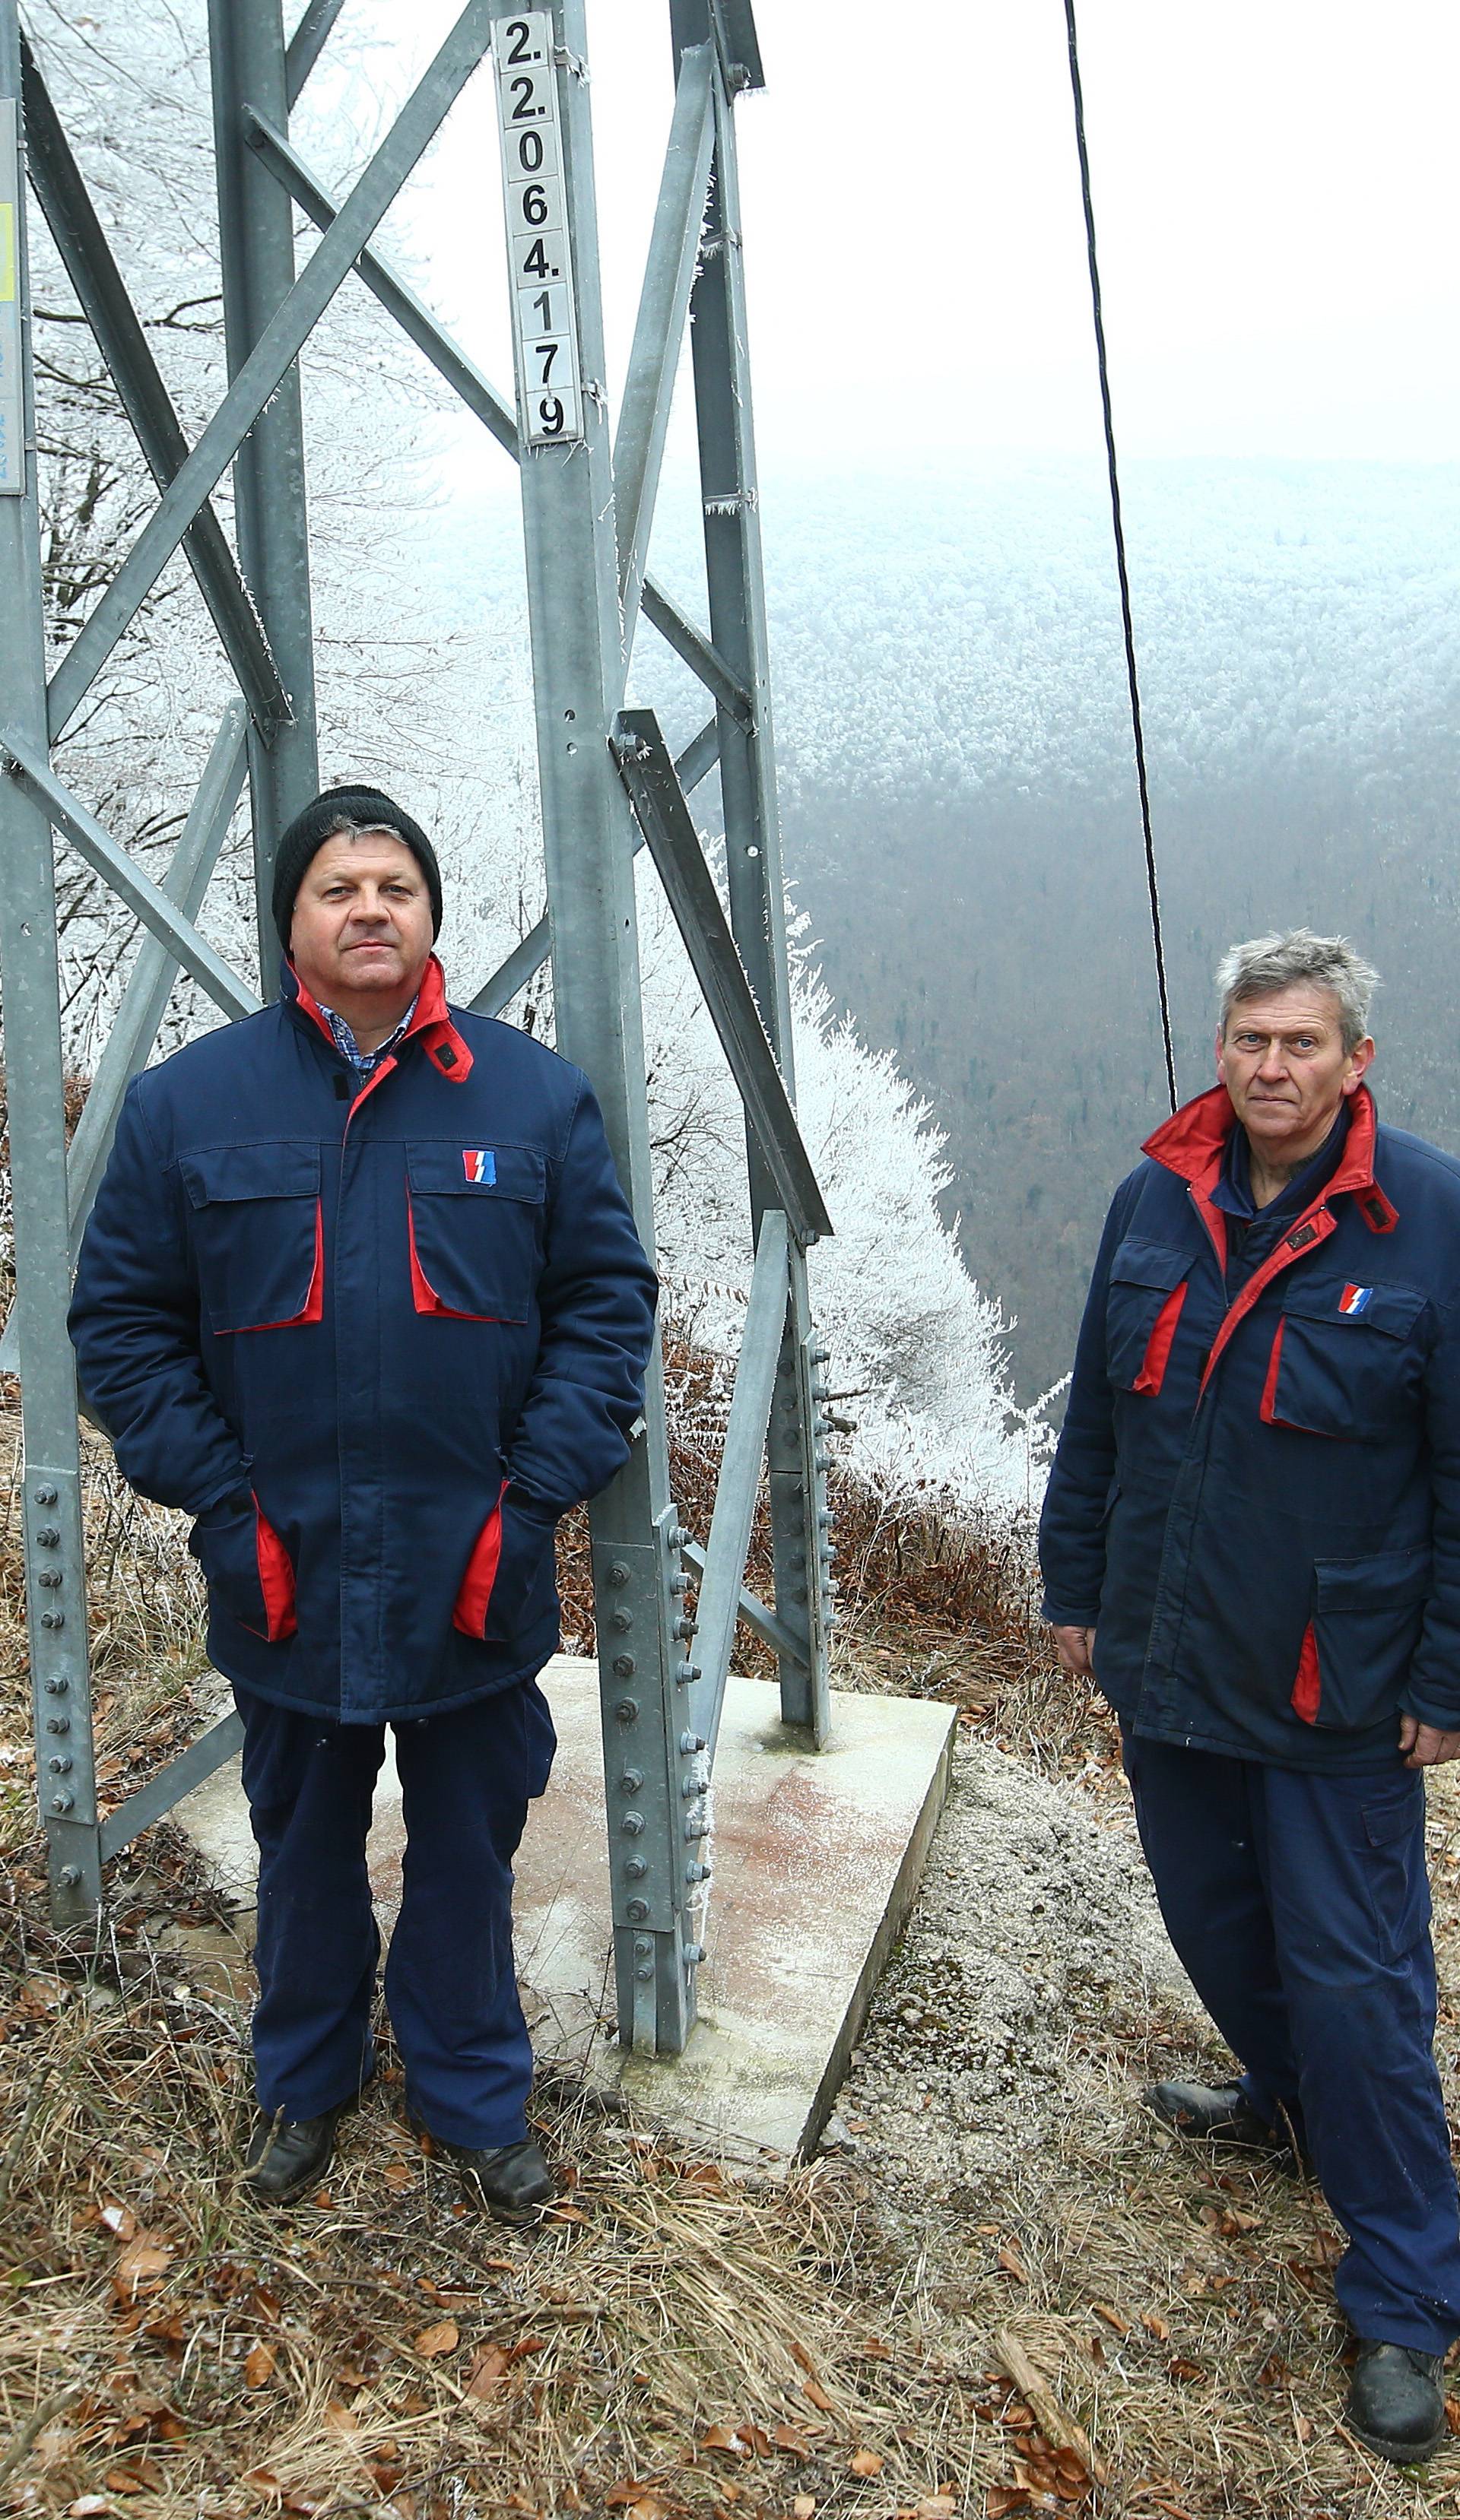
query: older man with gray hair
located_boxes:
[1040,928,1460,2462]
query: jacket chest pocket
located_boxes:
[1263,1278,1428,1440]
[1106,1238,1191,1395]
[406,1141,546,1323]
[176,1143,323,1335]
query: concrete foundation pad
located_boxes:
[176,1657,954,2162]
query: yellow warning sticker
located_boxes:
[0,202,14,304]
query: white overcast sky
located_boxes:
[348,0,1459,480]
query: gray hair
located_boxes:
[1215,928,1379,1054]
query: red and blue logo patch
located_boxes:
[462,1149,496,1185]
[1338,1283,1372,1315]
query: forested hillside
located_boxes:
[753,458,1460,1399]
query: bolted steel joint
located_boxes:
[621,1811,646,1836]
[625,1897,649,1923]
[50,1791,75,1815]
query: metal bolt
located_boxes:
[621,1811,646,1837]
[685,1860,712,1884]
[818,1510,833,1531]
[58,1865,81,1889]
[674,1615,697,1642]
[614,1697,640,1725]
[679,1730,706,1755]
[45,1716,68,1735]
[676,1661,702,1687]
[626,1897,649,1923]
[50,1791,74,1815]
[37,1567,61,1588]
[34,1526,59,1548]
[44,1675,68,1696]
[47,1754,72,1774]
[684,1943,706,1966]
[811,1342,830,1365]
[624,1856,647,1881]
[668,1523,687,1550]
[607,1561,630,1587]
[633,1935,653,1957]
[635,1964,654,1982]
[612,1653,636,1678]
[40,1611,64,1630]
[610,1607,633,1632]
[619,1767,644,1795]
[33,1484,57,1507]
[669,1572,689,1597]
[684,1814,710,1840]
[682,1774,703,1798]
[811,1380,829,1404]
[814,1450,831,1473]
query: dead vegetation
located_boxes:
[2,1382,1460,2515]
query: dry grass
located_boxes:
[5,1383,1460,2514]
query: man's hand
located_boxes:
[1050,1624,1096,1680]
[1399,1714,1460,1768]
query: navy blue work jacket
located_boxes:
[68,958,658,1723]
[1039,1084,1460,1768]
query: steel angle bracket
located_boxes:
[591,1503,704,2054]
[612,708,831,1247]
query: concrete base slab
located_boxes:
[176,1658,955,2162]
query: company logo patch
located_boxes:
[462,1149,497,1185]
[1339,1283,1373,1316]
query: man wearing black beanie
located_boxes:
[70,784,658,2218]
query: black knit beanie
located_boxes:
[272,785,443,947]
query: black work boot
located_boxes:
[1145,2078,1301,2161]
[243,2098,354,2205]
[1345,2340,1446,2464]
[410,2118,556,2219]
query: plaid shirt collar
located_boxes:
[319,994,419,1081]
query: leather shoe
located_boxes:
[1345,2340,1446,2464]
[1145,2078,1301,2160]
[411,2120,556,2217]
[243,2098,353,2204]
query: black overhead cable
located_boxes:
[1062,0,1179,1116]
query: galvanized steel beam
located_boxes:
[487,0,701,2053]
[613,42,714,658]
[613,707,830,1247]
[690,1207,789,1758]
[671,8,833,1739]
[208,0,319,982]
[0,20,100,1922]
[284,0,345,108]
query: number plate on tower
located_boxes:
[494,11,584,447]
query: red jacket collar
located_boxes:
[281,953,473,1084]
[1143,1082,1396,1232]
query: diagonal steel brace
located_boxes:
[0,730,259,1021]
[613,707,831,1247]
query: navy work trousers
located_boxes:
[1122,1730,1460,2354]
[235,1678,556,2149]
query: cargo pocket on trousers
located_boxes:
[1360,1779,1431,1962]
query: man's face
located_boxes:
[288,829,434,1011]
[1216,983,1374,1165]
